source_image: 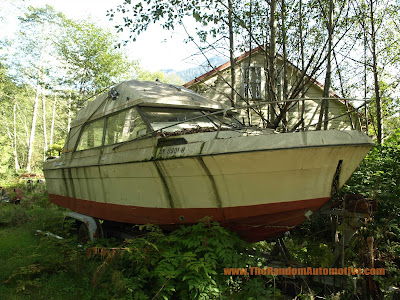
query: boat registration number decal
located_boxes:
[159,146,186,156]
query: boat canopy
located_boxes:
[71,80,227,128]
[63,80,231,153]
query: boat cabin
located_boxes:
[63,80,243,154]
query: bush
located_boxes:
[88,221,279,299]
[343,141,400,295]
[0,202,31,226]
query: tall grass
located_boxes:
[0,182,98,299]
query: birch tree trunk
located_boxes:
[13,102,20,172]
[50,94,57,147]
[16,101,30,146]
[67,94,72,133]
[42,94,48,159]
[369,0,383,143]
[26,70,41,172]
[228,0,236,107]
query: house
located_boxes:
[183,46,361,131]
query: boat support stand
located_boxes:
[63,212,103,242]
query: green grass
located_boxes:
[0,187,101,299]
[0,227,39,281]
[0,226,40,298]
[0,223,100,299]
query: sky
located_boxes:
[0,0,205,72]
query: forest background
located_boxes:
[1,0,400,298]
[1,0,400,174]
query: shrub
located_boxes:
[88,221,280,299]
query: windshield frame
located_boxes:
[137,105,244,136]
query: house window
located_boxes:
[244,66,261,99]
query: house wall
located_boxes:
[188,52,360,130]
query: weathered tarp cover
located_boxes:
[72,80,226,128]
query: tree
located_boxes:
[0,63,17,173]
[269,0,278,123]
[108,0,351,130]
[339,0,400,140]
[56,18,138,107]
[369,0,383,144]
[0,5,143,173]
[316,0,334,131]
[136,69,184,84]
[0,60,32,173]
[15,5,64,172]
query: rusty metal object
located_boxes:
[0,187,23,204]
[344,194,376,214]
[322,193,377,268]
[332,193,376,215]
[11,188,22,204]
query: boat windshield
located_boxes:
[140,107,242,134]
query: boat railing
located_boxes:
[231,97,370,132]
[113,97,370,150]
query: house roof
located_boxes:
[183,46,264,88]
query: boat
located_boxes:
[43,80,374,243]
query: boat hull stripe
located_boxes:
[49,194,329,242]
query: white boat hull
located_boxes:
[44,130,373,242]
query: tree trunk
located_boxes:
[228,0,236,107]
[364,6,368,133]
[245,0,252,125]
[369,0,382,143]
[281,0,288,130]
[323,0,334,130]
[13,102,20,172]
[67,94,72,133]
[26,72,41,172]
[50,94,57,147]
[299,0,306,130]
[317,0,334,130]
[16,101,30,146]
[269,0,278,123]
[42,94,48,159]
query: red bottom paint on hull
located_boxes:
[49,194,329,243]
